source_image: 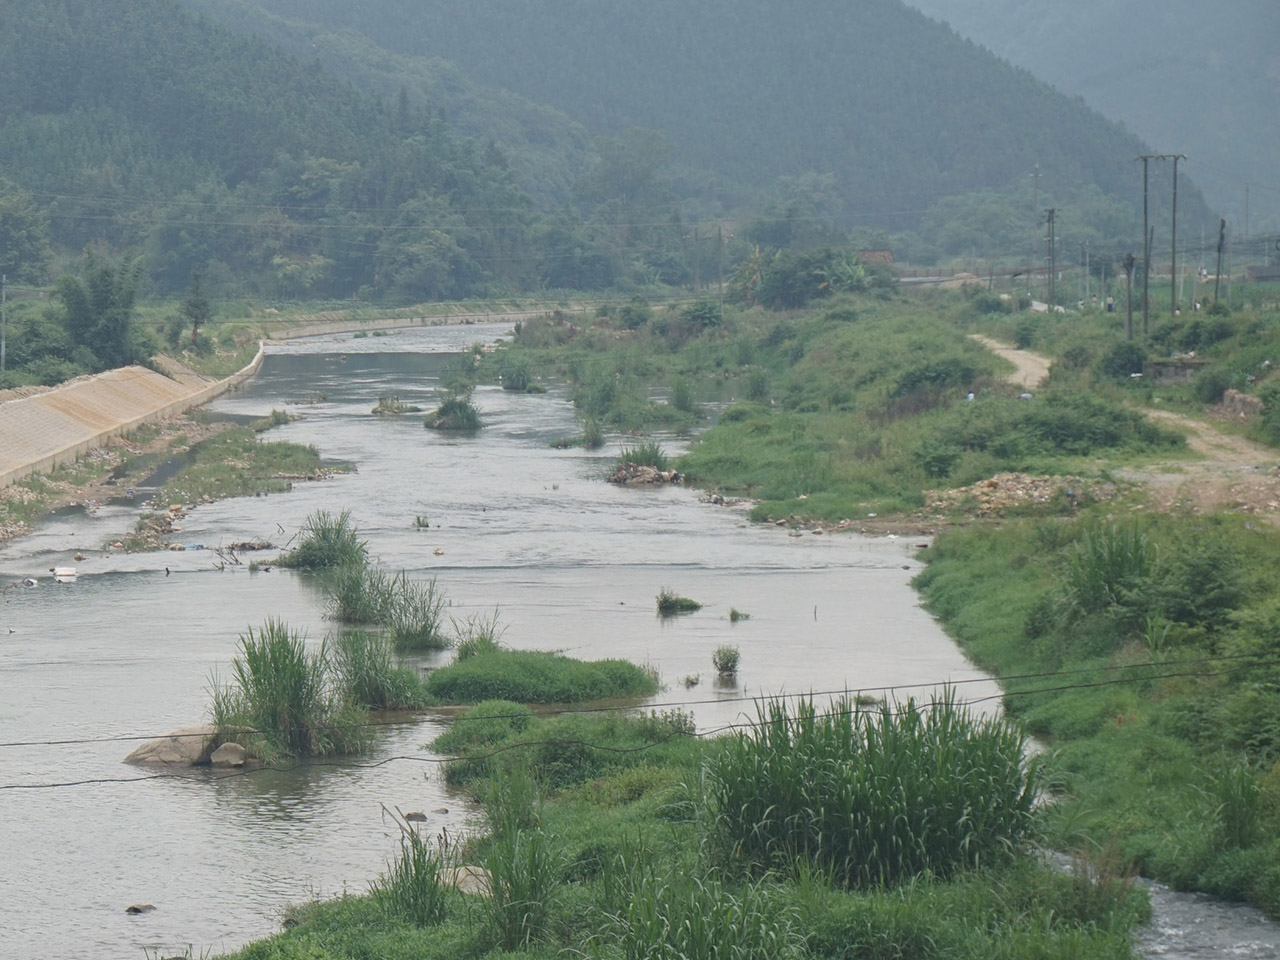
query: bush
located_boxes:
[1098,341,1148,379]
[703,694,1038,887]
[498,354,534,392]
[1194,367,1232,405]
[277,509,368,570]
[712,645,740,675]
[745,368,770,402]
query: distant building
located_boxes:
[1245,265,1280,282]
[856,249,895,265]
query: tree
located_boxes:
[179,268,213,346]
[55,253,145,370]
[0,182,51,283]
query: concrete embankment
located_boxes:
[0,346,264,490]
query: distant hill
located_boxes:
[904,0,1280,230]
[228,0,1216,235]
[182,0,593,206]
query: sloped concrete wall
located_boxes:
[0,346,264,489]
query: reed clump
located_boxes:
[618,441,669,472]
[277,509,368,570]
[372,829,452,926]
[427,395,482,430]
[322,567,449,651]
[211,620,369,759]
[703,693,1038,888]
[332,631,430,710]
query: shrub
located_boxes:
[1058,523,1157,623]
[656,588,701,615]
[1194,367,1232,405]
[745,368,770,402]
[703,694,1038,888]
[499,354,534,392]
[1098,341,1148,379]
[668,376,696,414]
[277,509,368,570]
[712,645,740,676]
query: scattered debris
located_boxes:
[607,463,684,485]
[924,473,1117,517]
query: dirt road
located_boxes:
[972,336,1280,521]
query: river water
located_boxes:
[0,322,1275,959]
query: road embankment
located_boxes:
[0,345,265,490]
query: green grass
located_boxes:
[323,566,450,650]
[423,648,658,705]
[371,830,452,926]
[220,702,1149,960]
[277,509,369,570]
[156,426,346,505]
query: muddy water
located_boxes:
[0,323,1271,959]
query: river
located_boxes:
[0,322,1274,958]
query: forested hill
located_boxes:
[904,0,1280,229]
[223,0,1214,232]
[0,0,550,299]
[182,0,593,206]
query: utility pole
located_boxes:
[1214,218,1225,307]
[1,274,6,374]
[1029,163,1039,295]
[693,226,700,293]
[1140,155,1151,336]
[1123,254,1135,341]
[1170,154,1185,316]
[1045,208,1056,307]
[1244,183,1249,247]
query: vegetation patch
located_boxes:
[423,647,658,705]
[210,620,370,760]
[915,508,1280,916]
[277,509,369,570]
[704,695,1038,887]
[656,588,701,616]
[426,395,482,431]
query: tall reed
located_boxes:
[702,693,1038,888]
[1059,523,1156,620]
[332,631,428,710]
[479,770,563,950]
[212,620,369,758]
[372,829,451,926]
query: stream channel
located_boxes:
[0,322,1277,959]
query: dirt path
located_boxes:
[972,335,1280,521]
[969,335,1052,389]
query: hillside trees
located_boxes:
[55,253,145,370]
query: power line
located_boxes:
[2,658,1271,792]
[1,652,1273,752]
